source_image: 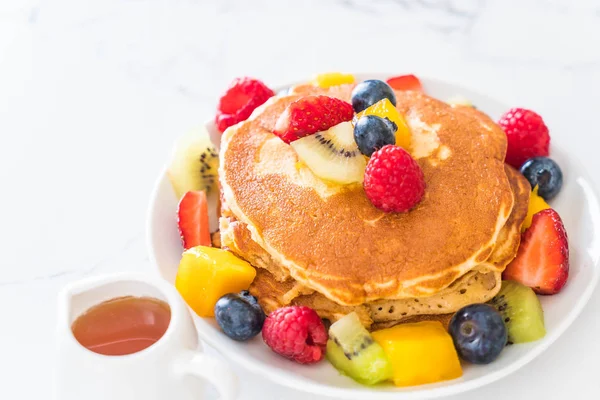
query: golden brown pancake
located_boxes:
[219,87,514,307]
[244,166,529,329]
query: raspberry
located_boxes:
[262,306,327,364]
[273,95,354,144]
[498,107,550,168]
[364,145,425,213]
[215,77,274,132]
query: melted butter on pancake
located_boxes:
[256,134,343,200]
[437,145,452,160]
[406,111,442,159]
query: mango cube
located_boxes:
[311,72,355,88]
[355,99,411,151]
[522,186,550,231]
[175,246,256,317]
[372,321,462,387]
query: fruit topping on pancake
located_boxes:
[311,72,356,88]
[386,74,423,92]
[353,115,397,157]
[354,98,411,150]
[290,121,366,185]
[273,95,354,144]
[363,145,425,213]
[351,79,397,113]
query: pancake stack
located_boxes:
[218,84,530,329]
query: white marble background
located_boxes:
[1,0,600,398]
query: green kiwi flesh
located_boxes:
[489,280,546,343]
[326,312,392,385]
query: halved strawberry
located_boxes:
[177,191,211,249]
[273,95,354,144]
[503,208,569,295]
[386,74,423,92]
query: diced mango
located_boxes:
[522,186,550,231]
[175,246,256,317]
[372,321,463,387]
[311,72,355,88]
[355,99,411,151]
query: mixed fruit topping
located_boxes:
[165,72,571,389]
[273,95,354,144]
[355,98,411,150]
[312,72,356,88]
[291,121,366,185]
[386,74,423,92]
[271,76,426,213]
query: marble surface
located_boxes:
[1,0,600,398]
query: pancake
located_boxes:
[243,165,529,328]
[219,86,514,307]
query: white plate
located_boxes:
[147,75,600,399]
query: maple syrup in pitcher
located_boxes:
[71,296,171,356]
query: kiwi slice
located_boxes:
[489,280,546,343]
[326,312,392,385]
[290,121,366,185]
[167,126,219,232]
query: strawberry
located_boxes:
[503,208,569,295]
[215,77,274,132]
[177,191,211,249]
[273,95,354,144]
[498,108,550,168]
[386,74,423,92]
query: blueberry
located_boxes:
[520,157,563,200]
[215,291,266,341]
[351,80,397,113]
[449,304,507,364]
[354,115,397,157]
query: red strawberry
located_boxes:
[503,208,569,295]
[273,95,354,144]
[386,74,423,92]
[215,77,274,132]
[177,191,211,249]
[498,108,550,168]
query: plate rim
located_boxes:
[146,74,600,399]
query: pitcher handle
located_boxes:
[176,349,238,400]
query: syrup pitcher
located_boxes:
[54,273,237,400]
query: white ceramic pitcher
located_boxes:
[54,273,237,400]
